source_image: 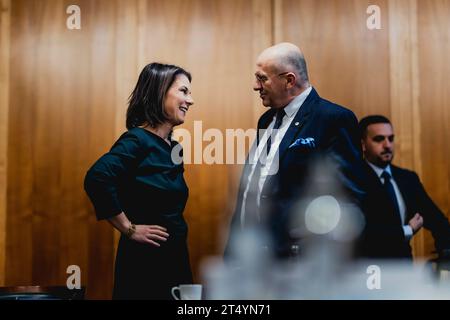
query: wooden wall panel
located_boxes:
[388,0,421,172]
[387,0,427,258]
[7,0,117,298]
[417,0,450,257]
[274,0,391,120]
[0,0,11,286]
[7,0,38,286]
[30,0,65,286]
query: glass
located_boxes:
[255,71,290,84]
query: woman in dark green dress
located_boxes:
[84,63,194,299]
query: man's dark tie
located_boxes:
[266,109,286,154]
[243,109,286,227]
[381,170,400,217]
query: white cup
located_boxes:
[171,284,202,300]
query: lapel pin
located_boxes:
[295,122,300,126]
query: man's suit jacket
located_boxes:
[358,163,450,259]
[225,88,366,258]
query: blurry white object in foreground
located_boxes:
[202,257,450,299]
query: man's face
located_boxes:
[253,59,288,109]
[362,123,395,168]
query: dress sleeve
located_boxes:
[84,131,142,220]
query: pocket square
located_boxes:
[289,137,316,149]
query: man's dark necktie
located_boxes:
[381,170,400,217]
[266,109,286,154]
[243,109,286,227]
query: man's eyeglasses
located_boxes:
[255,72,290,84]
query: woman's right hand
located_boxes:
[130,225,169,247]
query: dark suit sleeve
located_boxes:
[412,172,450,251]
[325,109,366,207]
[84,132,142,220]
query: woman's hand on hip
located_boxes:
[130,225,169,247]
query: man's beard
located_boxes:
[378,151,393,167]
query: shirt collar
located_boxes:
[366,160,392,179]
[281,86,312,118]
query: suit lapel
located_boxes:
[277,89,317,162]
[391,166,409,196]
[238,109,275,197]
[261,88,318,192]
[391,166,413,220]
[364,163,404,226]
[257,109,276,142]
[364,163,384,189]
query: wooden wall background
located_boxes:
[0,0,448,299]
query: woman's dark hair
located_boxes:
[126,63,192,129]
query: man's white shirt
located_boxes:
[240,86,312,227]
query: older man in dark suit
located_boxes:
[225,43,365,259]
[358,115,450,259]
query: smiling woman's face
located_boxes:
[164,74,194,126]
